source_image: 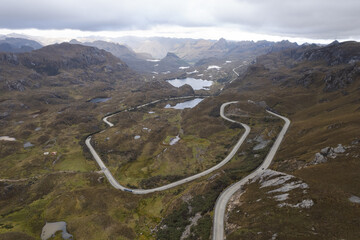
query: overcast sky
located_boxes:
[1,0,359,43]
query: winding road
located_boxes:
[232,66,240,77]
[85,99,250,194]
[86,94,290,238]
[230,64,245,84]
[212,110,291,240]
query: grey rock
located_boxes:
[333,144,345,153]
[97,176,105,183]
[320,147,330,155]
[253,135,270,150]
[23,142,34,148]
[327,148,337,159]
[0,112,9,119]
[313,153,327,164]
[258,101,267,108]
[322,66,359,92]
[349,195,360,204]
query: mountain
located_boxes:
[1,37,359,240]
[116,37,214,59]
[70,39,193,74]
[147,38,299,64]
[66,38,298,76]
[155,52,191,72]
[74,40,157,73]
[192,39,298,66]
[0,37,42,53]
[298,40,360,65]
[0,43,135,95]
[220,41,360,239]
[172,39,216,63]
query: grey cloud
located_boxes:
[0,0,359,39]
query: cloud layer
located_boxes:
[1,0,360,39]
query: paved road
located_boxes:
[232,66,240,77]
[86,100,250,194]
[212,110,290,240]
[102,116,114,127]
[230,63,247,83]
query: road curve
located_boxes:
[212,110,290,240]
[232,66,240,77]
[230,64,245,84]
[86,100,250,194]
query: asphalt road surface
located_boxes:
[212,110,290,240]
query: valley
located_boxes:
[0,35,359,240]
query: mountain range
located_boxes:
[0,35,359,240]
[0,37,42,53]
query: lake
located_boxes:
[89,97,111,103]
[167,78,213,90]
[165,98,204,109]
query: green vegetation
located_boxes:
[157,203,191,240]
[93,98,244,188]
[3,40,359,240]
[221,41,360,239]
[186,215,212,240]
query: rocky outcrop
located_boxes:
[296,70,325,88]
[323,65,360,92]
[251,170,313,209]
[0,53,19,65]
[311,144,347,165]
[156,52,190,72]
[299,41,360,66]
[313,152,327,164]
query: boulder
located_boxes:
[327,148,337,159]
[313,153,327,164]
[320,147,330,155]
[333,144,345,153]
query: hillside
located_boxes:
[155,52,191,72]
[0,43,134,94]
[220,41,360,239]
[0,40,279,240]
[0,40,359,240]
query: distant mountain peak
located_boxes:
[218,37,227,43]
[69,39,81,44]
[210,38,229,51]
[164,52,180,59]
[328,40,339,46]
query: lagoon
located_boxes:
[89,97,111,103]
[165,98,204,110]
[167,78,213,90]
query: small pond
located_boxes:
[165,98,204,110]
[167,78,213,90]
[88,97,111,103]
[24,142,34,148]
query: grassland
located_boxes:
[219,44,360,239]
[0,83,277,240]
[91,98,244,188]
